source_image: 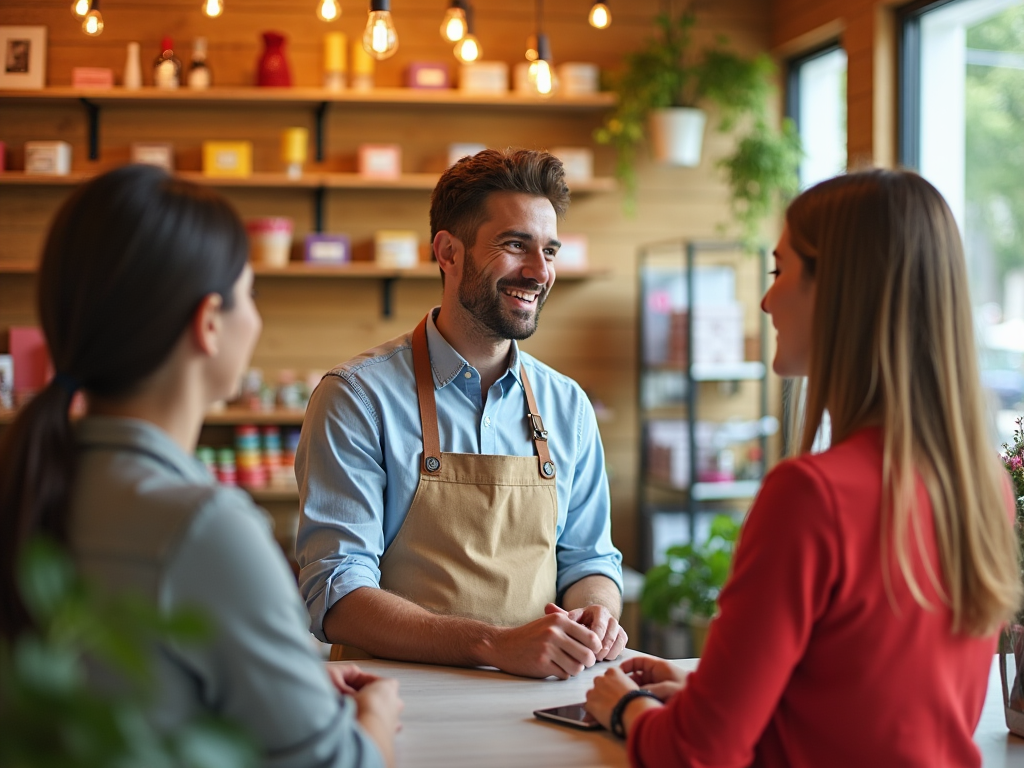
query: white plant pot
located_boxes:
[648,107,707,167]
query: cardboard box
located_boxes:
[459,61,507,95]
[374,230,418,268]
[358,144,401,179]
[202,141,253,177]
[25,141,71,175]
[556,62,599,95]
[550,147,593,182]
[131,142,174,171]
[448,142,486,167]
[406,62,449,90]
[556,234,588,270]
[304,233,351,265]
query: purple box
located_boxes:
[405,62,450,90]
[304,233,351,265]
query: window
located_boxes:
[787,45,848,190]
[901,0,1024,445]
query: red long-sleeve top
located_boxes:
[630,428,999,768]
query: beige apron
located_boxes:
[330,316,558,661]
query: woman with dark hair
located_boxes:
[584,169,1021,767]
[0,165,401,768]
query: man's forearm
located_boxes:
[323,586,500,667]
[562,574,622,616]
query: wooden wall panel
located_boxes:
[0,0,777,570]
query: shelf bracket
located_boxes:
[80,97,100,160]
[314,186,325,233]
[381,277,396,318]
[315,101,328,162]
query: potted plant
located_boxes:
[595,10,801,243]
[999,418,1024,737]
[0,538,256,768]
[640,513,740,657]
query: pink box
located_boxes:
[358,144,402,179]
[405,62,449,90]
[0,141,5,174]
[72,67,115,89]
[8,326,51,398]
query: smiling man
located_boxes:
[295,149,625,679]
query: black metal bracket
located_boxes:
[313,186,325,233]
[315,101,328,162]
[381,277,396,318]
[80,97,99,160]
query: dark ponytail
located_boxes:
[0,165,248,638]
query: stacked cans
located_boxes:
[217,448,237,486]
[235,425,267,488]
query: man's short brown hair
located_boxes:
[430,148,570,251]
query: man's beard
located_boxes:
[457,249,549,341]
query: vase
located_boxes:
[1000,623,1024,736]
[648,107,708,167]
[257,31,292,88]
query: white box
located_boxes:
[550,146,593,182]
[692,303,744,366]
[25,141,71,175]
[448,142,486,167]
[459,62,508,95]
[556,234,588,270]
[375,230,418,268]
[358,144,402,179]
[556,62,599,96]
[131,142,174,171]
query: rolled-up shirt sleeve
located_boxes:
[296,374,387,642]
[555,388,623,598]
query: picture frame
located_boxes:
[0,26,46,90]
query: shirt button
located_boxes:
[464,371,472,379]
[484,417,491,428]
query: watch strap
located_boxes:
[610,689,660,738]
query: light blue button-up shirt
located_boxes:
[296,309,623,641]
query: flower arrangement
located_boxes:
[1001,416,1024,580]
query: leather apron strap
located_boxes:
[412,315,555,479]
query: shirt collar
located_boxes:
[425,307,524,389]
[76,415,211,484]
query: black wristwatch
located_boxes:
[610,689,661,738]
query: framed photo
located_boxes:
[0,26,46,90]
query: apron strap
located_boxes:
[412,316,443,474]
[520,365,556,479]
[412,312,555,480]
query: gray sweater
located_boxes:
[70,416,383,768]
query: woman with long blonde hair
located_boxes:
[586,169,1022,767]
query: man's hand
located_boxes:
[481,606,603,679]
[325,663,385,696]
[546,603,628,662]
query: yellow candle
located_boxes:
[281,127,308,165]
[324,32,346,73]
[352,42,375,76]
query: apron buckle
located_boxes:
[527,413,548,441]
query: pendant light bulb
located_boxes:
[363,0,398,60]
[440,1,467,43]
[71,0,90,20]
[317,0,341,22]
[528,33,554,96]
[525,34,538,62]
[454,34,481,63]
[82,6,104,36]
[202,0,224,18]
[588,2,611,29]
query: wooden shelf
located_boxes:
[0,261,609,281]
[0,86,615,110]
[202,408,305,425]
[644,478,763,502]
[645,361,766,381]
[0,171,616,194]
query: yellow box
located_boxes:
[202,141,253,178]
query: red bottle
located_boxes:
[256,31,292,87]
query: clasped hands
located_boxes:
[487,602,628,680]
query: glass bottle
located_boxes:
[153,36,182,90]
[187,37,211,89]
